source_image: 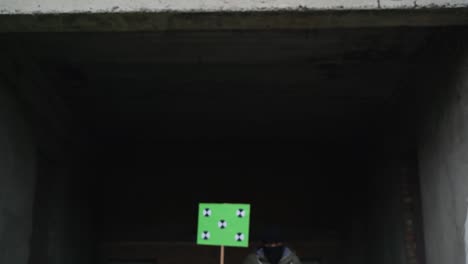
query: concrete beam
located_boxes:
[1,0,468,14]
[1,9,468,32]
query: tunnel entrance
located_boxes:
[1,21,467,264]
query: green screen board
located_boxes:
[197,203,251,247]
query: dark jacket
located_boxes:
[243,247,302,264]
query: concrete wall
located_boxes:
[417,34,468,264]
[0,0,467,14]
[366,162,408,264]
[357,78,425,264]
[23,65,97,264]
[28,155,96,264]
[362,146,425,264]
[0,73,36,263]
[0,38,97,264]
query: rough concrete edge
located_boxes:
[0,8,468,32]
[0,2,468,15]
[0,5,377,15]
[381,2,468,9]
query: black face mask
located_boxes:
[263,246,285,264]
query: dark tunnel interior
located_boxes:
[2,25,465,264]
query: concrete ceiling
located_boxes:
[6,27,435,142]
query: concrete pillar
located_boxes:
[417,35,468,264]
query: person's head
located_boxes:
[259,224,284,246]
[259,225,286,264]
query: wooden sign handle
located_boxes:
[220,245,225,264]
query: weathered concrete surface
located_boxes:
[0,73,36,264]
[1,0,468,14]
[418,33,468,264]
[381,0,468,8]
[0,0,376,14]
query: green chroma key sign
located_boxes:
[197,203,251,247]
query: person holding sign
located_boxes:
[242,225,302,264]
